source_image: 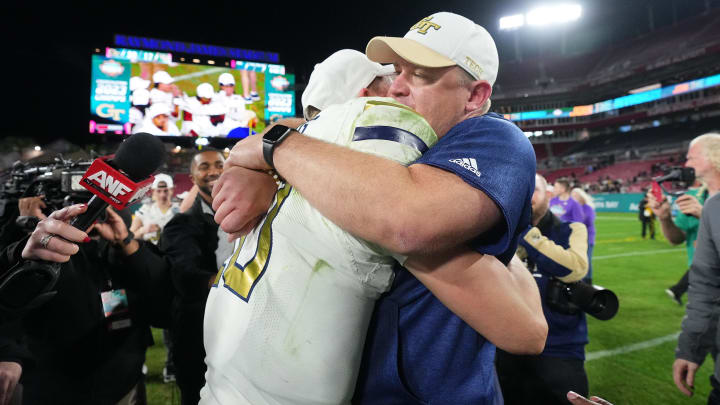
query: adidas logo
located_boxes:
[449,158,482,177]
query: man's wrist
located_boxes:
[262,125,294,170]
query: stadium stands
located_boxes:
[494,8,720,100]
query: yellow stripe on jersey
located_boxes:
[222,184,293,301]
[213,235,246,287]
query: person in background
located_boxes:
[149,70,181,122]
[129,88,150,134]
[497,174,589,404]
[130,173,180,384]
[638,195,656,240]
[240,69,260,103]
[134,103,181,136]
[214,73,257,135]
[130,174,179,245]
[673,177,720,401]
[159,150,233,405]
[550,179,585,224]
[0,204,172,405]
[571,187,597,283]
[649,134,720,305]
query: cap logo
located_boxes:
[464,56,483,78]
[410,16,441,35]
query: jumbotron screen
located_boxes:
[89,47,295,137]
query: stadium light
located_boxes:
[527,4,582,26]
[34,146,41,151]
[501,4,581,30]
[499,14,525,30]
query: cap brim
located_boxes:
[366,36,456,68]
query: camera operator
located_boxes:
[496,174,590,404]
[672,134,720,401]
[648,133,720,305]
[0,202,173,405]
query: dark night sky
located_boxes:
[3,0,716,145]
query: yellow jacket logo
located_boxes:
[410,17,441,35]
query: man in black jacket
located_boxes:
[159,150,232,405]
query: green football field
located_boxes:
[143,212,713,404]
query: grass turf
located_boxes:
[144,212,714,404]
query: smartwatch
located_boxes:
[262,125,294,170]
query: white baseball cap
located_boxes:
[129,76,150,92]
[301,49,396,120]
[197,82,215,99]
[132,88,150,106]
[218,73,235,86]
[366,12,499,86]
[147,103,171,118]
[153,70,174,85]
[152,173,174,189]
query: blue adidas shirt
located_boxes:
[353,113,536,404]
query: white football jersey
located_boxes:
[201,97,437,405]
[134,201,180,244]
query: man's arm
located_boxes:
[226,132,501,255]
[520,223,588,283]
[675,196,720,392]
[647,193,686,244]
[404,248,547,354]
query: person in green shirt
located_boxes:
[648,133,720,305]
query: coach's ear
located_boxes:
[465,81,492,114]
[357,88,370,97]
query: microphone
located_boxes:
[71,133,166,231]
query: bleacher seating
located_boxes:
[495,8,720,99]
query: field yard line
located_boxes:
[596,216,638,221]
[593,248,684,260]
[172,67,227,81]
[586,332,680,361]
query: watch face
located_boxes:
[264,125,291,143]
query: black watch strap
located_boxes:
[262,125,294,170]
[121,231,134,246]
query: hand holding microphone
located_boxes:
[21,133,166,262]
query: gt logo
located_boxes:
[410,17,441,35]
[86,170,132,197]
[96,104,126,121]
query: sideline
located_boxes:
[587,332,680,361]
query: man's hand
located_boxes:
[142,223,161,235]
[567,391,613,405]
[0,361,21,405]
[647,192,670,220]
[673,358,699,396]
[21,204,89,262]
[675,194,702,218]
[18,196,47,220]
[225,132,271,171]
[212,166,278,240]
[90,207,130,245]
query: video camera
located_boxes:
[546,279,619,321]
[0,157,94,218]
[653,166,696,197]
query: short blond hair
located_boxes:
[690,133,720,172]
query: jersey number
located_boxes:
[216,184,292,301]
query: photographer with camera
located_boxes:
[672,134,720,401]
[496,174,590,404]
[648,134,720,305]
[0,201,173,405]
